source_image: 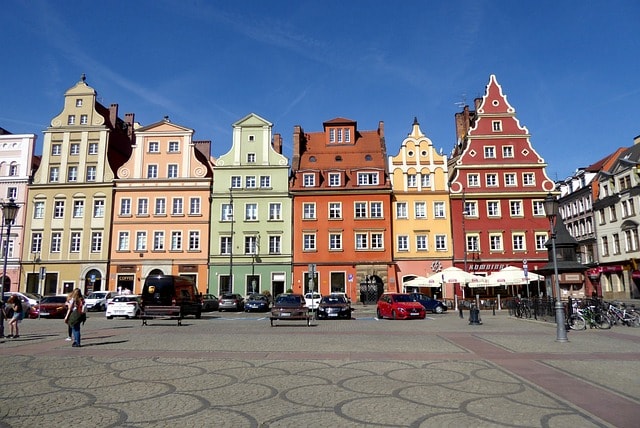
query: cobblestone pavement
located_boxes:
[1,308,639,427]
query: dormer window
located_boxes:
[344,128,351,142]
[358,172,379,185]
[329,129,336,143]
[329,127,352,143]
[303,173,315,187]
[329,173,341,187]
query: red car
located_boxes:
[37,295,69,318]
[376,293,426,320]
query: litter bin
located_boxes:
[469,303,482,325]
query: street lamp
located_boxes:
[543,193,568,342]
[1,198,20,302]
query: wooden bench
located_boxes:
[269,313,311,327]
[141,306,182,326]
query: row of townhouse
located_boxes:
[2,74,637,302]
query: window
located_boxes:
[329,173,341,187]
[86,166,97,181]
[67,166,78,182]
[358,172,379,185]
[370,202,383,218]
[329,128,336,142]
[468,174,480,187]
[504,173,516,186]
[149,142,159,153]
[73,200,84,218]
[407,174,417,187]
[355,233,368,250]
[598,209,605,225]
[50,167,59,183]
[416,235,428,251]
[303,203,316,220]
[344,128,351,142]
[93,200,105,218]
[31,233,42,253]
[120,199,131,216]
[221,204,233,221]
[510,200,523,217]
[464,201,478,217]
[329,202,342,219]
[153,232,165,251]
[231,176,242,189]
[34,201,45,219]
[397,235,409,251]
[433,202,445,218]
[269,236,282,254]
[67,115,75,125]
[245,203,258,221]
[168,164,178,178]
[371,233,384,249]
[136,232,147,251]
[303,233,316,251]
[147,165,158,179]
[396,202,408,219]
[624,229,638,252]
[466,235,479,252]
[502,146,513,157]
[248,135,255,142]
[535,233,547,250]
[619,175,632,191]
[75,98,83,107]
[247,153,256,163]
[51,232,62,253]
[70,232,81,253]
[337,129,343,143]
[490,234,503,251]
[220,236,231,255]
[269,203,281,220]
[137,198,149,216]
[118,232,129,251]
[435,235,447,251]
[88,142,98,155]
[80,114,88,125]
[484,146,495,158]
[323,232,340,252]
[70,143,80,155]
[303,174,315,187]
[7,187,17,199]
[8,165,18,177]
[189,231,200,251]
[260,176,271,188]
[523,173,535,186]
[533,201,545,216]
[189,197,201,215]
[245,176,256,188]
[171,231,182,251]
[172,198,183,215]
[421,174,431,188]
[155,198,166,215]
[54,200,65,219]
[612,233,620,255]
[168,141,179,152]
[91,232,102,252]
[355,202,367,218]
[512,234,525,251]
[486,174,497,186]
[492,121,502,132]
[487,201,500,217]
[601,236,609,256]
[52,144,61,155]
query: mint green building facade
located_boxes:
[208,113,292,297]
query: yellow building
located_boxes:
[388,118,453,297]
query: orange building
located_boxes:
[290,118,393,303]
[109,117,213,294]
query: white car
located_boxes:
[85,291,117,311]
[304,292,322,310]
[105,295,141,319]
[4,292,39,316]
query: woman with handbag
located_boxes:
[64,288,85,347]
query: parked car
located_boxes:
[304,292,322,310]
[317,294,352,319]
[84,291,118,312]
[376,293,426,320]
[244,294,270,312]
[37,295,69,318]
[219,293,244,311]
[200,294,220,312]
[3,292,38,318]
[270,293,310,326]
[106,295,141,319]
[407,293,448,314]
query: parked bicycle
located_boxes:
[509,298,532,319]
[568,302,611,330]
[606,302,640,327]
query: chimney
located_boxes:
[292,126,302,171]
[109,104,119,129]
[272,133,283,154]
[634,134,640,145]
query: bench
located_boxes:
[141,306,183,326]
[270,313,311,327]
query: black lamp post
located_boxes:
[543,193,568,342]
[1,198,20,302]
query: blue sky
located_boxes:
[2,0,638,180]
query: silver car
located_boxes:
[218,293,244,311]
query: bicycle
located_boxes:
[569,304,611,330]
[607,303,640,327]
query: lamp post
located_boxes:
[228,188,234,293]
[1,198,20,302]
[543,193,568,342]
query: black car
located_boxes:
[408,293,447,314]
[245,294,270,312]
[317,294,352,319]
[201,294,220,312]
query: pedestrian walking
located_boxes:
[64,292,73,341]
[64,288,85,347]
[7,295,23,338]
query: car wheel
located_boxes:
[377,309,383,319]
[391,310,397,320]
[434,306,444,314]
